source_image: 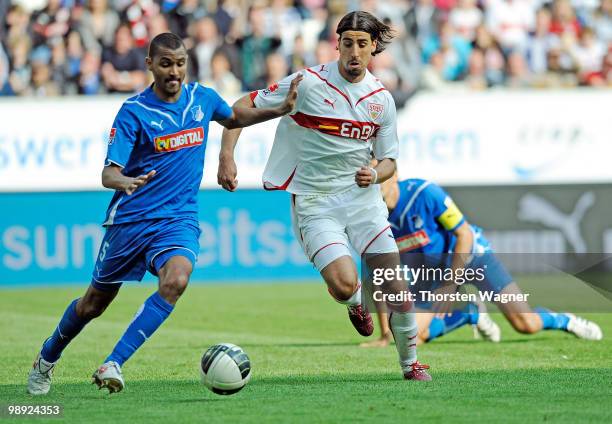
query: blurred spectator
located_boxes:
[264,0,302,56]
[421,51,458,90]
[449,0,482,42]
[31,0,71,47]
[314,39,337,64]
[568,27,606,85]
[486,0,535,54]
[49,37,69,93]
[101,24,146,93]
[209,0,235,37]
[78,51,103,94]
[423,20,472,81]
[472,25,506,86]
[527,7,555,75]
[236,5,281,91]
[79,0,120,53]
[591,0,612,44]
[505,51,532,88]
[66,31,85,83]
[550,0,581,38]
[7,36,32,96]
[203,49,241,96]
[147,11,171,39]
[123,0,160,48]
[189,16,221,83]
[262,52,289,88]
[288,34,315,73]
[167,0,206,40]
[404,0,440,51]
[4,4,31,49]
[464,48,488,90]
[26,46,60,96]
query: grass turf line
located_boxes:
[0,282,610,423]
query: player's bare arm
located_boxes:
[216,74,302,130]
[355,158,396,188]
[101,164,156,195]
[217,95,252,191]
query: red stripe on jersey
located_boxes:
[249,91,258,102]
[361,225,391,255]
[305,68,352,107]
[263,166,297,191]
[355,87,386,107]
[290,112,380,141]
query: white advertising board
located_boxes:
[0,90,610,192]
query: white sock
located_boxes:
[332,284,362,307]
[389,311,418,370]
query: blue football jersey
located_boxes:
[103,82,232,225]
[388,179,467,254]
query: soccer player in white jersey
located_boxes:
[217,11,431,381]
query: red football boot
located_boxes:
[403,361,432,381]
[347,304,374,337]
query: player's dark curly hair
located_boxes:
[148,32,185,58]
[335,11,395,56]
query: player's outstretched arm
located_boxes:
[216,74,302,129]
[102,164,156,195]
[355,158,396,188]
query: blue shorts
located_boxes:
[411,227,514,309]
[91,217,200,291]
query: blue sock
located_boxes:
[534,307,569,330]
[105,292,174,366]
[41,299,91,363]
[427,303,479,342]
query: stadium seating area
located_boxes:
[1,0,611,105]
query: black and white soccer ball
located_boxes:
[200,343,251,395]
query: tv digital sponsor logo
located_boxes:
[154,127,204,153]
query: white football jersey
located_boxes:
[252,61,399,195]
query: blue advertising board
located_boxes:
[0,190,318,285]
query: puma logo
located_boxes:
[150,120,164,130]
[518,192,595,253]
[323,98,336,109]
[138,330,149,341]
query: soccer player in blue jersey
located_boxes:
[27,32,301,395]
[361,173,603,347]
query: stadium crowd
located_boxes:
[1,0,610,105]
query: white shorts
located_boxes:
[291,185,398,272]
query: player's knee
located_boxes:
[160,270,190,302]
[510,313,541,334]
[329,276,358,301]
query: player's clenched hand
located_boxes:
[355,166,375,188]
[279,74,303,114]
[125,170,156,195]
[217,156,238,192]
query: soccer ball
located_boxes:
[200,343,251,395]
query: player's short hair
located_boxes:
[336,11,394,56]
[148,32,186,58]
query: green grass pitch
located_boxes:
[1,282,611,423]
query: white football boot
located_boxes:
[27,354,56,395]
[92,361,124,393]
[472,302,501,343]
[566,314,603,341]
